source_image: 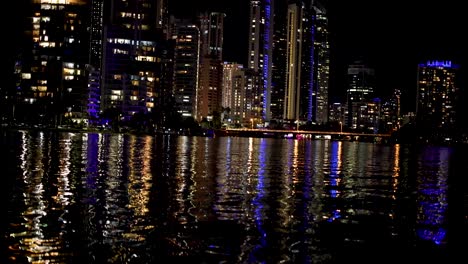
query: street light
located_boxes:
[250,118,253,129]
[339,121,342,134]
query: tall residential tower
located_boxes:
[101,0,162,121]
[14,0,89,126]
[283,0,329,125]
[247,0,274,125]
[416,60,460,139]
[197,12,225,121]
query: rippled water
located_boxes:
[1,130,467,263]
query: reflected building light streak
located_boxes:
[190,136,201,219]
[188,136,215,224]
[82,132,100,249]
[251,139,267,259]
[391,144,400,200]
[327,141,342,222]
[416,147,449,245]
[55,136,72,206]
[126,136,154,241]
[20,131,28,177]
[84,133,99,195]
[188,136,199,220]
[102,133,127,242]
[139,136,153,216]
[11,131,67,263]
[292,139,299,183]
[247,137,254,175]
[213,137,240,220]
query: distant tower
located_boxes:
[222,62,246,125]
[416,60,460,139]
[346,61,375,129]
[247,0,274,125]
[197,12,226,121]
[172,18,201,119]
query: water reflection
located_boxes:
[4,131,461,263]
[415,146,449,245]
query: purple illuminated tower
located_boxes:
[247,0,274,126]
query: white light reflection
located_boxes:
[391,144,400,201]
[10,131,67,263]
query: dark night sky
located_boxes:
[171,0,468,113]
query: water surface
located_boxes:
[1,130,466,263]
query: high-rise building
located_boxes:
[197,12,225,121]
[156,0,168,34]
[270,0,287,122]
[14,0,90,126]
[283,0,329,125]
[222,62,245,125]
[171,18,200,119]
[380,89,401,133]
[416,60,460,139]
[346,61,375,129]
[87,0,104,123]
[311,1,330,124]
[101,0,162,122]
[358,98,381,134]
[284,1,307,122]
[248,0,274,125]
[198,12,225,61]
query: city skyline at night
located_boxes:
[3,0,468,140]
[169,0,467,112]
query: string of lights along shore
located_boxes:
[2,0,465,144]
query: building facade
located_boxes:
[197,12,225,122]
[171,19,200,119]
[416,60,460,140]
[14,0,90,126]
[311,2,330,124]
[283,0,329,125]
[345,61,375,129]
[101,0,162,122]
[248,0,274,125]
[222,62,246,126]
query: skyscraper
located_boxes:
[311,1,330,124]
[222,62,245,125]
[171,18,200,119]
[284,1,309,122]
[14,0,89,126]
[248,0,274,125]
[416,60,460,140]
[283,0,329,125]
[197,12,225,122]
[270,0,287,122]
[156,0,168,32]
[87,0,104,123]
[345,61,375,129]
[101,0,162,122]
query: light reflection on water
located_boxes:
[3,131,465,263]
